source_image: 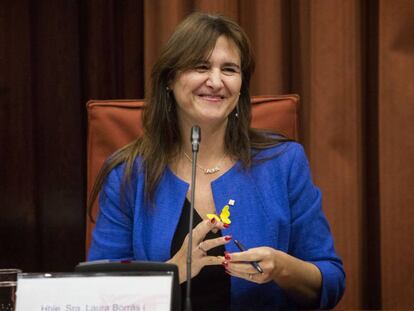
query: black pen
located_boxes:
[233,239,264,274]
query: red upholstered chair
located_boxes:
[85,95,299,253]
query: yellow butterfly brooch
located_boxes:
[207,199,235,225]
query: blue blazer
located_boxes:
[89,142,345,310]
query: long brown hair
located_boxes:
[88,12,290,218]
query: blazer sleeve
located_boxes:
[287,144,346,309]
[88,165,134,261]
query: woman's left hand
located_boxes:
[224,246,322,307]
[223,246,286,284]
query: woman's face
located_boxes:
[170,35,242,129]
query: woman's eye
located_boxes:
[223,67,240,75]
[194,64,209,72]
[224,67,236,72]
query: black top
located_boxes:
[171,198,231,311]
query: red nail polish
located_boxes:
[224,252,231,260]
[210,218,216,224]
[224,235,232,241]
[223,223,230,228]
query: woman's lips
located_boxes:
[197,94,225,101]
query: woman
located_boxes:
[88,12,345,310]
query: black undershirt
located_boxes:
[170,198,231,311]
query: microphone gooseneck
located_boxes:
[185,125,201,311]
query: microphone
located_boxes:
[185,125,201,311]
[191,126,201,152]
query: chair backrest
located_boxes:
[86,94,299,253]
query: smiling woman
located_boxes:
[87,12,345,311]
[171,36,242,130]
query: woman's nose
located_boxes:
[206,69,224,89]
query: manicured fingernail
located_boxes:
[210,218,216,224]
[224,252,231,260]
[223,223,230,228]
[224,235,232,241]
[222,261,228,267]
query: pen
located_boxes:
[233,239,264,274]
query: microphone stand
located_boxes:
[185,126,201,311]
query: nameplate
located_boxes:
[16,272,173,311]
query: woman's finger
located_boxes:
[198,235,232,252]
[191,218,221,244]
[200,255,225,267]
[225,266,267,284]
[227,247,264,262]
[224,261,258,275]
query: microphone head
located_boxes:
[191,125,201,152]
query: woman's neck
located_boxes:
[181,122,228,167]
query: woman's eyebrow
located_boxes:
[196,60,241,69]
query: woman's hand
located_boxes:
[224,246,322,308]
[167,218,231,284]
[223,246,284,284]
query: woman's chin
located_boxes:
[192,114,229,127]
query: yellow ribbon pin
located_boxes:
[207,199,235,225]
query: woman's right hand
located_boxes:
[167,218,232,283]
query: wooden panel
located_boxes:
[31,0,84,271]
[82,0,144,99]
[144,0,191,92]
[194,0,239,21]
[361,0,381,308]
[82,0,117,98]
[291,1,364,308]
[0,0,39,271]
[119,0,145,98]
[379,0,414,308]
[239,0,290,95]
